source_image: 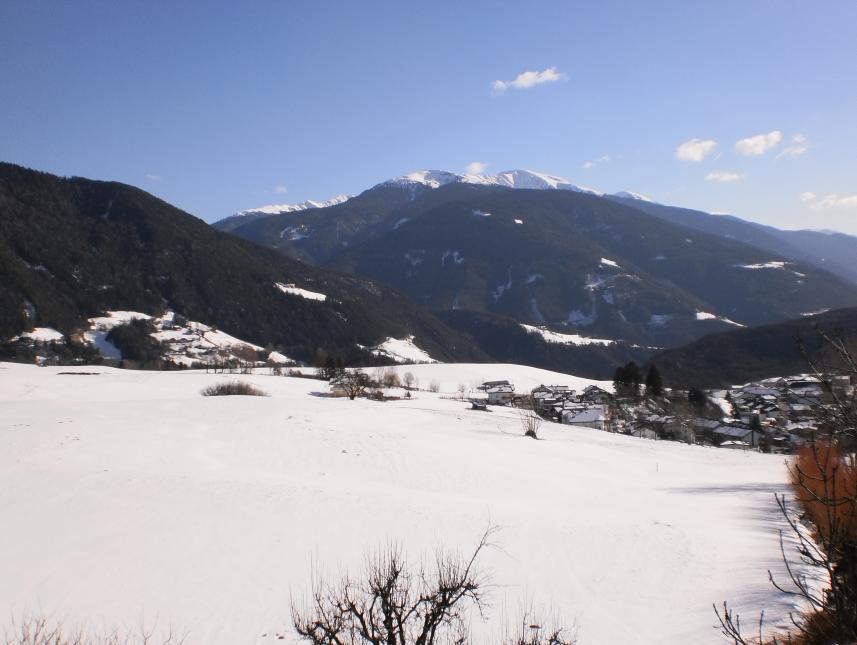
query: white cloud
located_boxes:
[145,174,162,181]
[675,138,717,162]
[811,194,857,211]
[799,191,817,203]
[492,67,567,94]
[274,185,288,194]
[778,134,809,158]
[734,130,783,156]
[582,155,611,169]
[705,171,743,182]
[464,161,487,175]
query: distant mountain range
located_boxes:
[215,169,857,350]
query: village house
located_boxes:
[562,405,609,431]
[481,380,515,406]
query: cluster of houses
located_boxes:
[697,374,853,451]
[472,381,614,430]
[472,373,854,452]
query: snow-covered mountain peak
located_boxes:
[384,170,462,188]
[236,194,351,217]
[611,190,652,202]
[380,168,604,195]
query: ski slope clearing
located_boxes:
[0,362,802,644]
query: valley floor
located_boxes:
[0,362,805,644]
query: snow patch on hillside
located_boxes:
[521,324,614,346]
[13,327,65,343]
[738,261,787,270]
[600,258,620,269]
[368,336,436,364]
[441,250,464,267]
[695,311,746,327]
[275,282,327,302]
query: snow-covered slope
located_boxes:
[0,362,804,644]
[366,335,436,364]
[82,310,287,366]
[380,169,604,195]
[236,194,351,217]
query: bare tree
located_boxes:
[291,530,494,644]
[457,384,467,400]
[403,372,415,390]
[339,369,371,400]
[291,529,574,645]
[429,380,440,393]
[715,328,857,644]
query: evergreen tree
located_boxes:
[645,364,664,397]
[614,361,642,397]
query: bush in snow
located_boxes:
[520,410,542,440]
[200,381,268,397]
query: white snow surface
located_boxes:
[0,362,806,644]
[599,258,620,269]
[520,324,615,347]
[236,194,350,217]
[368,335,436,364]
[275,282,327,302]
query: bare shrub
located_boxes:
[3,613,184,645]
[504,608,577,645]
[291,529,573,645]
[200,381,268,397]
[429,379,440,393]
[520,410,542,440]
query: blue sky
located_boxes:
[2,1,856,232]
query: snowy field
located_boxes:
[0,362,802,644]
